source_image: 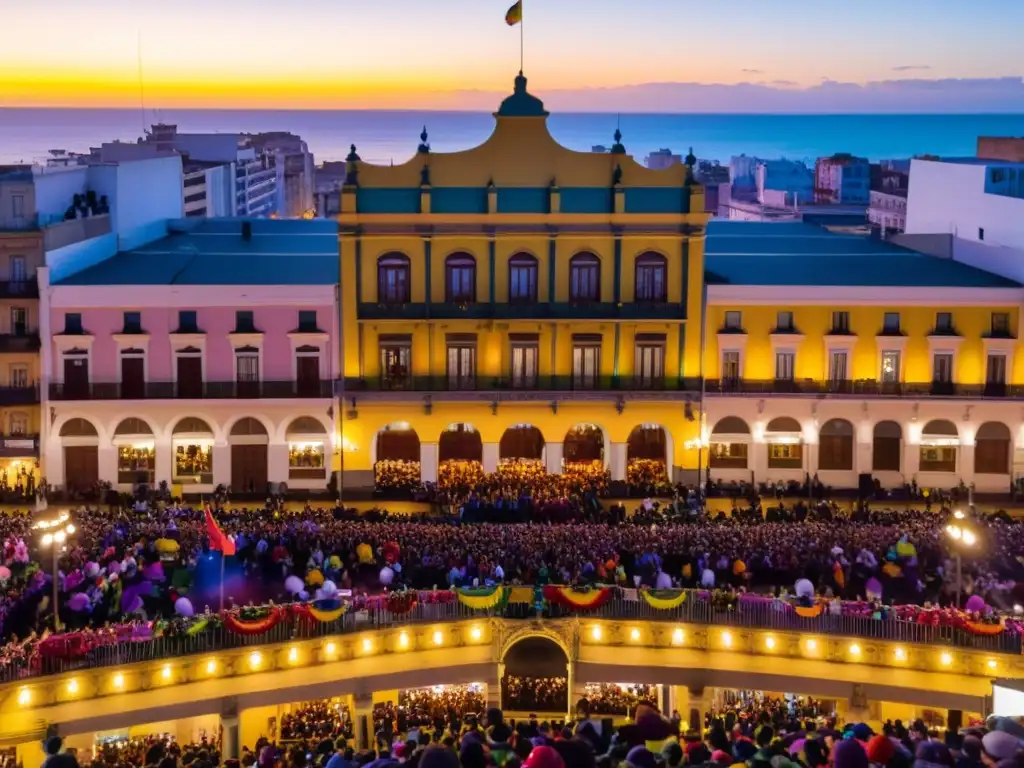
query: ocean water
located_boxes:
[2,108,1024,167]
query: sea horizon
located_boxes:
[3,107,1024,167]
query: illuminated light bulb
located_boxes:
[113,673,125,688]
[161,665,171,680]
[54,531,66,544]
[849,643,861,656]
[894,647,906,661]
[17,688,30,706]
[962,530,977,546]
[66,524,76,534]
[67,678,79,694]
[362,638,373,652]
[672,628,684,645]
[953,510,965,520]
[471,626,482,641]
[433,631,444,645]
[398,632,408,648]
[591,626,602,641]
[42,533,53,546]
[988,659,998,670]
[630,628,641,641]
[765,636,776,650]
[288,647,298,663]
[206,660,217,674]
[721,631,732,648]
[249,651,262,668]
[806,639,817,652]
[325,642,337,656]
[941,652,953,666]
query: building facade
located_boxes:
[336,74,709,491]
[41,218,340,495]
[867,190,908,235]
[755,159,813,208]
[814,154,871,204]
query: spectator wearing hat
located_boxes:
[866,735,896,767]
[981,732,1020,767]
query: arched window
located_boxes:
[872,421,902,472]
[445,253,476,303]
[378,253,410,304]
[508,253,538,303]
[570,253,600,302]
[635,252,667,302]
[975,421,1011,475]
[818,418,854,471]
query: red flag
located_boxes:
[205,506,236,556]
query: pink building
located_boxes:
[40,218,340,495]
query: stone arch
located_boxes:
[709,416,750,469]
[59,417,99,439]
[499,628,571,668]
[172,417,215,437]
[112,417,155,438]
[764,416,803,471]
[374,422,421,464]
[501,634,570,712]
[819,418,854,471]
[564,423,607,465]
[626,423,672,486]
[499,424,545,462]
[439,423,483,462]
[976,421,1012,475]
[765,416,802,434]
[224,414,274,440]
[920,419,959,474]
[872,420,903,472]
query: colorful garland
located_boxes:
[300,603,348,623]
[385,592,418,615]
[641,589,687,610]
[224,607,284,636]
[457,586,508,611]
[543,586,612,611]
[794,604,825,619]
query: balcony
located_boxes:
[0,386,40,406]
[357,301,687,322]
[705,378,1024,399]
[0,331,40,353]
[48,379,334,401]
[0,280,39,300]
[342,375,701,401]
[0,434,39,458]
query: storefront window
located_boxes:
[174,442,213,484]
[710,442,748,469]
[289,442,326,479]
[118,444,155,484]
[919,446,957,473]
[767,443,803,469]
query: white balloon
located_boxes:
[380,566,395,585]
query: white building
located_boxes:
[904,157,1024,283]
[645,149,682,170]
[868,190,908,234]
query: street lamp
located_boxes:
[34,513,75,632]
[945,521,977,609]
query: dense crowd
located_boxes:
[503,676,569,712]
[581,685,658,716]
[1,498,1023,646]
[280,701,352,742]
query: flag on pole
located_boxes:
[505,0,522,26]
[205,505,236,556]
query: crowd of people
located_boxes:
[394,687,489,731]
[581,685,658,717]
[280,701,352,743]
[1,496,1023,648]
[503,676,569,712]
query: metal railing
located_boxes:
[342,375,702,396]
[705,378,1024,399]
[1,589,1017,684]
[357,302,687,322]
[48,379,334,401]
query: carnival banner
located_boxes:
[641,589,687,610]
[457,586,508,611]
[543,586,612,611]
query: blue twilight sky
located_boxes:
[3,0,1024,109]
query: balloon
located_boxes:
[68,593,91,612]
[865,577,883,599]
[380,566,395,586]
[84,562,99,579]
[0,565,9,582]
[174,597,194,617]
[298,590,310,601]
[108,561,121,575]
[285,575,304,595]
[306,569,324,587]
[655,571,672,589]
[357,543,373,565]
[143,562,165,582]
[965,595,987,614]
[795,578,814,599]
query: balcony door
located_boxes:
[296,347,321,397]
[120,350,145,399]
[63,351,89,398]
[176,349,203,398]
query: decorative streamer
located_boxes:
[224,607,284,636]
[794,604,825,619]
[543,586,612,611]
[640,589,687,610]
[457,586,508,611]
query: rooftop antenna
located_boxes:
[137,30,147,137]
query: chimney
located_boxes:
[241,221,252,242]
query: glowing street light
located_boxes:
[36,515,76,632]
[946,520,978,609]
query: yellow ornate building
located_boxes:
[336,73,1024,495]
[338,73,709,489]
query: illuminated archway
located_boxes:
[374,422,421,489]
[438,423,484,488]
[627,424,670,488]
[499,424,545,462]
[501,635,569,713]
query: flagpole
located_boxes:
[520,1,524,73]
[219,553,225,611]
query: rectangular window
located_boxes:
[767,443,803,469]
[11,308,27,337]
[635,259,667,302]
[920,446,957,473]
[709,443,748,469]
[721,351,740,383]
[634,336,665,389]
[831,311,850,333]
[178,310,199,333]
[9,256,26,287]
[64,312,82,334]
[235,310,255,333]
[296,353,321,397]
[991,312,1011,336]
[882,312,901,333]
[935,312,953,333]
[379,258,411,304]
[380,336,412,390]
[776,311,794,332]
[9,412,28,436]
[510,338,539,389]
[9,365,27,389]
[724,311,742,331]
[509,259,538,303]
[572,335,602,390]
[775,351,795,381]
[986,354,1007,385]
[120,354,145,399]
[176,353,203,398]
[570,259,600,302]
[829,351,848,383]
[11,195,24,219]
[298,310,318,331]
[932,353,954,383]
[445,257,476,303]
[123,311,142,334]
[446,341,476,390]
[880,350,901,383]
[979,227,985,241]
[235,349,260,397]
[118,444,155,484]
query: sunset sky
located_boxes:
[3,0,1024,109]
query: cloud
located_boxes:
[741,68,764,74]
[770,79,798,87]
[892,65,932,72]
[435,76,1024,114]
